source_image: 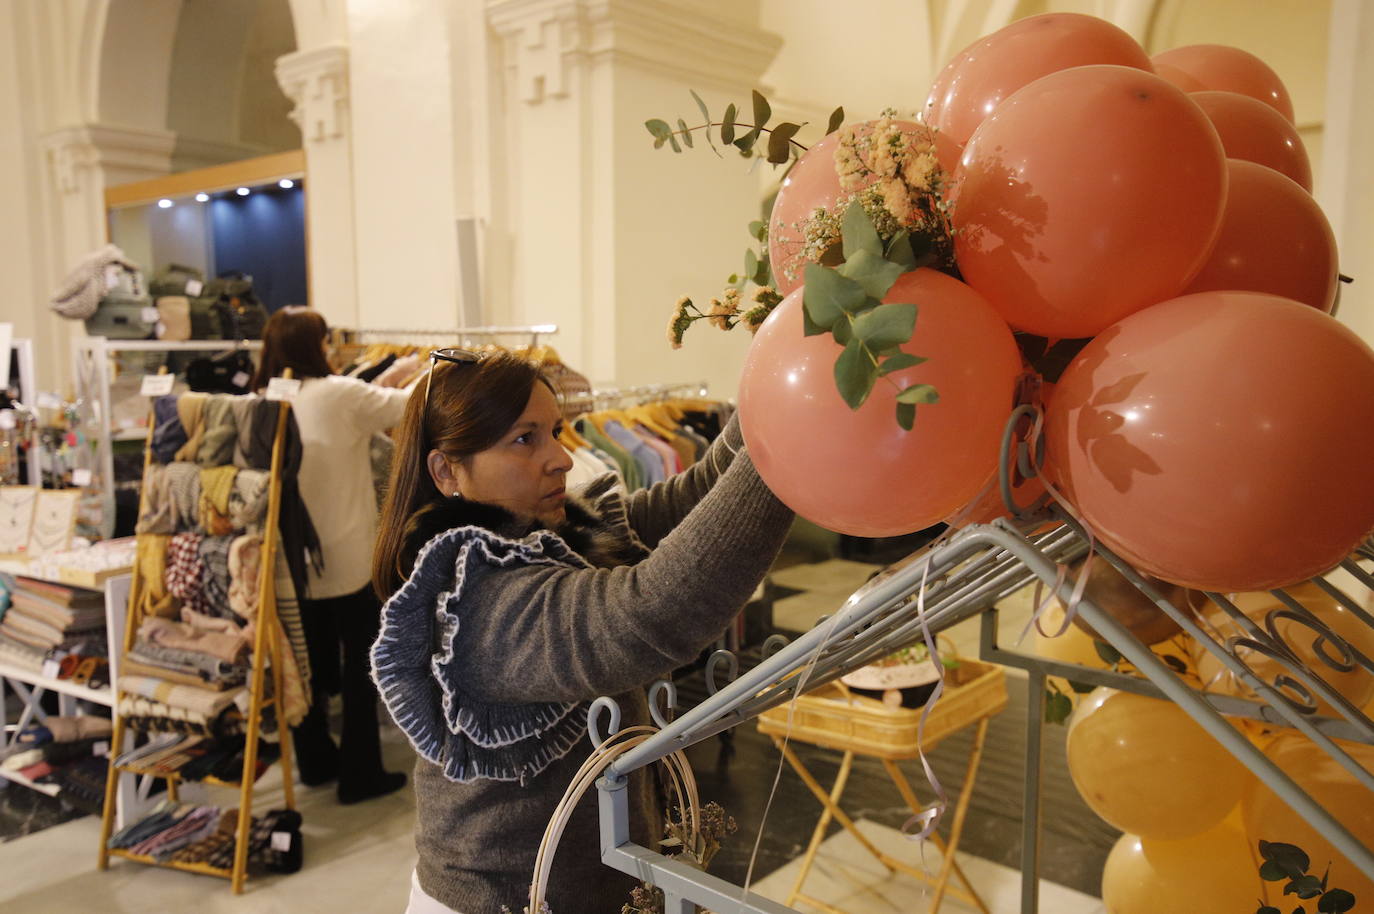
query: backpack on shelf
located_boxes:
[149,263,206,299]
[84,263,155,340]
[199,272,268,341]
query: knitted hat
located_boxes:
[49,244,141,320]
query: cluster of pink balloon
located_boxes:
[738,12,1374,595]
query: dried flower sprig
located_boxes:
[667,286,783,349]
[621,801,739,914]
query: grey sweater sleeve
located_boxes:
[616,411,745,548]
[457,449,792,705]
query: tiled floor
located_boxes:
[0,557,1109,913]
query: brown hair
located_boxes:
[371,350,554,598]
[251,306,333,390]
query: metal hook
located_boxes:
[762,634,790,658]
[647,680,678,728]
[705,649,739,695]
[587,696,622,749]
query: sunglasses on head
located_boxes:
[424,347,482,416]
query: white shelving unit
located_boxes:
[70,337,262,539]
[0,572,149,827]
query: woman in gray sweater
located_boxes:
[370,350,793,914]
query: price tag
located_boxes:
[140,374,175,397]
[232,371,250,389]
[185,278,203,297]
[36,392,61,410]
[71,468,93,486]
[141,306,160,324]
[270,831,292,853]
[104,264,121,290]
[266,377,301,402]
[0,410,14,430]
[42,658,61,679]
[93,741,110,758]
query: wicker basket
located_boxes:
[757,657,1008,760]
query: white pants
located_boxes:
[406,868,463,914]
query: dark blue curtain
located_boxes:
[210,184,307,313]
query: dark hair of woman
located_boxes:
[250,305,333,390]
[371,350,555,598]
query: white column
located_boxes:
[1322,0,1374,345]
[276,44,359,329]
[486,0,782,390]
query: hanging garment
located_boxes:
[603,420,666,487]
[228,469,269,531]
[196,395,239,467]
[575,419,640,489]
[165,462,202,533]
[198,466,238,535]
[151,395,188,464]
[632,424,680,477]
[164,532,209,619]
[198,535,235,616]
[172,393,208,463]
[134,534,179,618]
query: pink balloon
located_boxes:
[924,12,1152,159]
[1190,90,1312,191]
[1044,291,1374,591]
[1152,62,1208,93]
[740,269,1021,537]
[1181,159,1337,312]
[1152,45,1295,122]
[767,121,924,296]
[951,65,1226,339]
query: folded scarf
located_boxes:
[228,534,261,621]
[199,467,237,536]
[229,469,269,530]
[196,395,239,468]
[43,715,113,743]
[165,532,207,615]
[165,462,202,533]
[140,615,245,666]
[118,675,246,719]
[172,393,207,463]
[150,395,187,465]
[135,465,174,535]
[134,534,179,618]
[199,535,235,613]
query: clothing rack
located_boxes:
[564,381,710,414]
[95,375,297,894]
[345,324,558,346]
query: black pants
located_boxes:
[291,584,387,788]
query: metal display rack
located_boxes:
[580,420,1374,913]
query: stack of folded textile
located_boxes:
[0,714,114,806]
[112,733,278,784]
[108,801,303,872]
[0,576,107,679]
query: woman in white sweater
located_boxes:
[252,307,414,803]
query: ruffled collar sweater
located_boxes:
[371,417,793,914]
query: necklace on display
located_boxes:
[27,490,80,557]
[0,486,39,555]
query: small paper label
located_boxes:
[36,392,61,410]
[93,741,109,758]
[185,278,203,297]
[232,371,250,389]
[266,377,301,402]
[0,411,15,430]
[140,374,174,397]
[71,468,92,487]
[42,658,61,679]
[141,307,160,323]
[270,831,292,853]
[104,264,121,289]
[155,321,167,338]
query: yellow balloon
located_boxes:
[1068,688,1251,839]
[1102,823,1268,914]
[1030,602,1112,700]
[1241,733,1374,902]
[1194,582,1374,716]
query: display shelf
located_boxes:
[0,657,113,705]
[107,848,231,879]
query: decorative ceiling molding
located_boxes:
[40,123,177,194]
[487,0,782,105]
[275,44,350,143]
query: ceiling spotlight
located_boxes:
[278,178,294,189]
[157,198,173,209]
[236,187,250,196]
[195,192,209,203]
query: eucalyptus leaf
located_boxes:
[752,89,772,131]
[1044,690,1073,725]
[839,249,907,300]
[895,401,916,431]
[1318,889,1356,912]
[645,118,672,140]
[885,229,917,270]
[689,90,718,155]
[1068,679,1097,694]
[678,119,693,148]
[826,106,845,135]
[878,352,926,377]
[1257,907,1281,914]
[802,305,828,338]
[748,220,766,241]
[667,132,681,153]
[1260,861,1290,882]
[896,383,939,405]
[841,204,883,261]
[767,122,801,165]
[721,104,737,145]
[1290,875,1324,899]
[1268,843,1311,877]
[753,254,772,287]
[744,249,758,283]
[853,303,917,350]
[834,339,878,410]
[1094,641,1123,666]
[832,318,853,346]
[803,264,866,327]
